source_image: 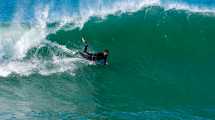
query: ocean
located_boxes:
[0,0,215,119]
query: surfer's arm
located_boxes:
[83,44,88,53]
[103,57,108,65]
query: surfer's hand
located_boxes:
[82,38,87,44]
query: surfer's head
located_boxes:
[103,49,109,56]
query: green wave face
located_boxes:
[45,5,215,111]
[84,7,215,106]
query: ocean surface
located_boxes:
[0,0,215,119]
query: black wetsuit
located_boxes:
[81,45,108,65]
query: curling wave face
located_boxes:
[0,0,215,77]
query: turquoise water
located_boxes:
[0,0,215,119]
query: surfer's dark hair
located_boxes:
[104,49,109,53]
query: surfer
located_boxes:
[80,38,109,65]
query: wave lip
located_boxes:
[59,0,215,29]
[162,2,215,13]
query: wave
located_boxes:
[0,0,215,77]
